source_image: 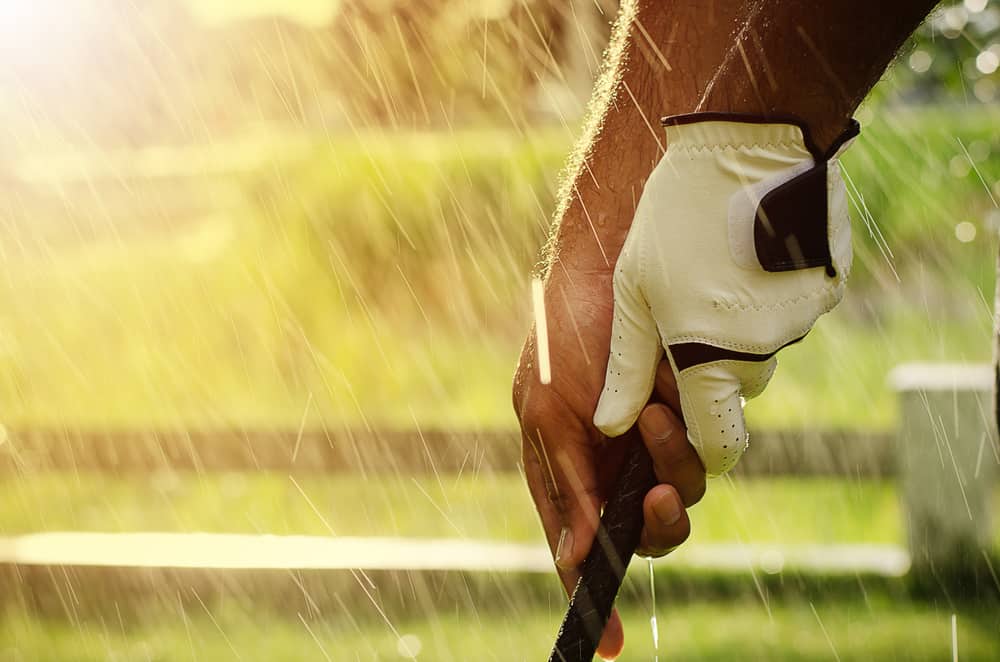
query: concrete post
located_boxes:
[891,363,999,596]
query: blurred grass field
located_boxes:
[4,598,999,661]
[9,470,998,660]
[3,474,999,661]
[1,109,997,433]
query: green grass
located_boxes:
[2,597,997,661]
[5,473,1000,551]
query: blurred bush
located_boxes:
[2,0,994,149]
[887,0,1000,105]
[0,0,613,150]
[248,131,562,330]
[843,108,997,296]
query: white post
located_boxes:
[891,363,998,595]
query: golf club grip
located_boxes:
[548,430,657,661]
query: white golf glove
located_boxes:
[594,113,859,476]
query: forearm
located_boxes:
[697,0,940,152]
[545,0,746,276]
[546,0,939,277]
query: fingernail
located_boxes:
[555,527,574,568]
[652,491,682,526]
[639,405,674,444]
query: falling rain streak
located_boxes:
[532,276,552,385]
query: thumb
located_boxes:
[673,356,777,476]
[593,280,662,438]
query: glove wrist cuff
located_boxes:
[660,112,860,162]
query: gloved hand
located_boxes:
[594,113,859,476]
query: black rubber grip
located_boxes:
[548,429,657,661]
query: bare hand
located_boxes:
[513,268,705,659]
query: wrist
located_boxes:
[546,156,655,277]
[546,212,630,277]
[697,79,855,156]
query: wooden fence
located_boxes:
[1,363,996,602]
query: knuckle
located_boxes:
[520,445,584,518]
[550,480,602,519]
[520,434,548,473]
[515,387,547,429]
[654,430,697,469]
[649,435,702,484]
[546,490,570,514]
[520,440,540,468]
[520,444,562,509]
[511,364,533,417]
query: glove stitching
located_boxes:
[667,325,816,354]
[677,386,702,458]
[711,280,844,312]
[638,220,649,290]
[669,142,806,155]
[742,363,776,396]
[679,358,774,376]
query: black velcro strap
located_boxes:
[670,343,778,372]
[754,161,836,277]
[669,335,807,372]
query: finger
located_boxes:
[674,357,777,476]
[521,428,597,576]
[597,609,624,660]
[519,394,604,574]
[594,434,629,507]
[636,484,692,558]
[638,403,706,507]
[593,278,663,438]
[522,430,625,658]
[652,359,683,423]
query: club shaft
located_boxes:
[548,430,657,661]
